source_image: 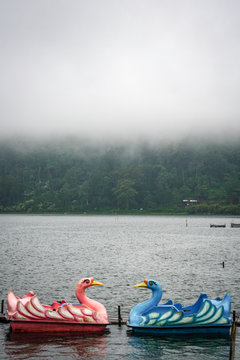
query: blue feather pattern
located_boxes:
[129,279,232,329]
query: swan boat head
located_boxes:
[74,277,109,323]
[129,279,163,326]
[75,277,103,297]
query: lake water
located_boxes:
[0,214,239,359]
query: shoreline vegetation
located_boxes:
[1,204,240,216]
[0,138,240,216]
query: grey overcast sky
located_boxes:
[0,0,240,141]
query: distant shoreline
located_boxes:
[0,210,239,216]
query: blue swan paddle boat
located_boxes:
[128,279,232,335]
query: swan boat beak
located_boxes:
[134,279,148,288]
[91,278,103,286]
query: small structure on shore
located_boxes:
[182,199,198,206]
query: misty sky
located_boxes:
[1,0,240,141]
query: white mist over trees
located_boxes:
[0,139,239,214]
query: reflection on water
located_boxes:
[5,331,108,359]
[127,331,230,360]
[1,324,235,360]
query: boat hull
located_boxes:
[210,224,226,228]
[9,320,108,333]
[231,223,240,228]
[128,324,231,336]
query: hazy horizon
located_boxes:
[1,1,240,142]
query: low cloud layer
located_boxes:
[0,0,240,141]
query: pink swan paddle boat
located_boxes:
[7,277,109,333]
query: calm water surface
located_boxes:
[0,214,239,359]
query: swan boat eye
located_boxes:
[149,281,157,286]
[83,279,90,284]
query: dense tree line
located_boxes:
[0,138,240,214]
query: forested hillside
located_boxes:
[0,139,240,214]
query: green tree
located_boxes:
[113,179,137,209]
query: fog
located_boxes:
[0,0,240,142]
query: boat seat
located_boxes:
[174,302,182,311]
[60,302,82,307]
